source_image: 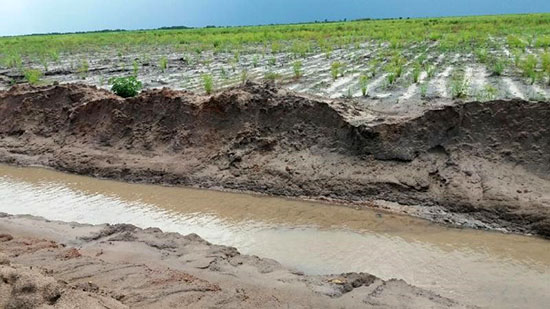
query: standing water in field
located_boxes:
[1,164,549,309]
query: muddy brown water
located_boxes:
[1,164,549,308]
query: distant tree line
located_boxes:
[16,16,419,38]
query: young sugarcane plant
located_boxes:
[359,74,369,96]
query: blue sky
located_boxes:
[1,0,549,36]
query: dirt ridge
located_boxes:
[0,82,549,237]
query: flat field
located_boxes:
[2,13,550,109]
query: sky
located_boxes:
[1,0,549,36]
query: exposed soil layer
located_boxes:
[0,83,549,237]
[0,213,471,308]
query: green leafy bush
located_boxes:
[110,76,142,98]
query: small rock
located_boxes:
[328,278,346,285]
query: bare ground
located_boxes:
[0,213,471,308]
[0,82,549,238]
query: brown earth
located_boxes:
[0,213,472,308]
[0,82,549,237]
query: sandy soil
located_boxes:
[0,213,471,308]
[0,82,549,238]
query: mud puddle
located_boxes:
[1,164,550,308]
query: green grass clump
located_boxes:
[252,55,259,67]
[541,52,550,71]
[450,72,469,99]
[359,74,369,96]
[49,49,59,63]
[479,84,498,101]
[271,41,282,54]
[3,52,22,69]
[331,61,342,80]
[535,35,550,47]
[490,58,507,76]
[512,49,522,67]
[507,35,527,49]
[264,71,281,82]
[110,76,142,98]
[475,48,489,63]
[416,54,427,66]
[394,65,403,79]
[38,52,49,71]
[202,74,214,94]
[323,45,332,60]
[293,61,303,79]
[520,54,538,84]
[77,59,89,78]
[385,56,405,85]
[159,56,168,72]
[541,52,550,84]
[24,69,43,85]
[132,60,139,76]
[387,72,396,85]
[291,41,310,58]
[412,65,421,83]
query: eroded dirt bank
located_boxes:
[0,83,549,237]
[0,213,470,308]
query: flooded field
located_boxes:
[1,164,549,308]
[2,14,550,111]
[2,40,550,106]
